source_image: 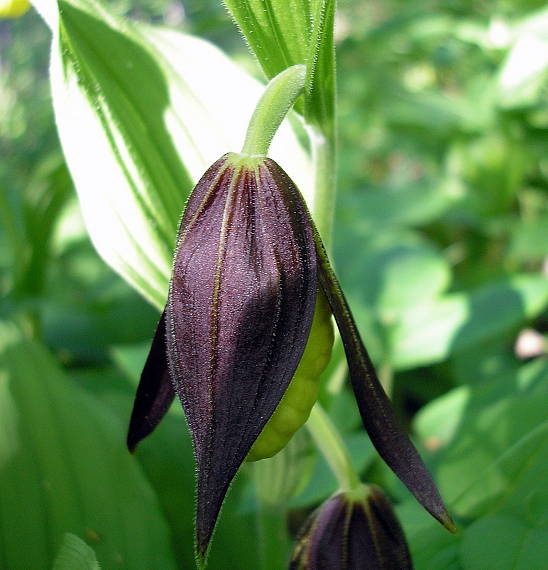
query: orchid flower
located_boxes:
[127,66,455,565]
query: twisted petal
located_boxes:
[166,154,317,560]
[315,234,456,533]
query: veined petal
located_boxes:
[314,235,456,534]
[166,154,317,560]
[127,311,175,452]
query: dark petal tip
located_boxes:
[440,512,458,534]
[127,311,175,452]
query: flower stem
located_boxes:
[306,404,361,492]
[241,65,307,157]
[254,496,291,570]
[309,126,336,251]
[252,447,300,569]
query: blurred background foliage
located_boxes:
[0,0,547,568]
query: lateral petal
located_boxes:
[315,234,456,534]
[127,311,175,452]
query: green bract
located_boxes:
[247,290,334,461]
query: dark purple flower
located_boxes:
[291,485,412,570]
[127,153,454,564]
[129,153,317,559]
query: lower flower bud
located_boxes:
[291,484,412,570]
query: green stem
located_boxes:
[326,356,347,396]
[241,65,307,157]
[252,459,291,569]
[254,498,291,570]
[306,404,361,492]
[309,126,337,251]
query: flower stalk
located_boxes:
[241,65,306,157]
[306,404,361,493]
[308,126,337,249]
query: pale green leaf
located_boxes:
[414,387,470,451]
[52,533,100,570]
[498,7,548,109]
[365,243,451,319]
[414,357,548,451]
[391,275,548,369]
[443,403,548,519]
[509,216,548,261]
[49,0,311,308]
[0,324,176,568]
[343,181,453,231]
[460,515,548,570]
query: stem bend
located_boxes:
[241,65,307,157]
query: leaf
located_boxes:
[110,341,153,385]
[62,359,259,569]
[1,154,71,299]
[414,357,548,453]
[447,132,530,216]
[509,216,548,261]
[392,275,548,369]
[336,230,448,364]
[498,23,548,109]
[337,181,453,232]
[359,243,450,319]
[460,515,548,570]
[49,0,311,308]
[383,90,468,136]
[414,387,470,452]
[52,533,100,570]
[442,400,548,519]
[397,500,461,570]
[400,420,548,568]
[222,0,336,134]
[0,324,176,569]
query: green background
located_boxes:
[1,0,547,567]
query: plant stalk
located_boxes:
[254,494,291,570]
[241,65,307,157]
[308,126,337,251]
[307,404,361,492]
